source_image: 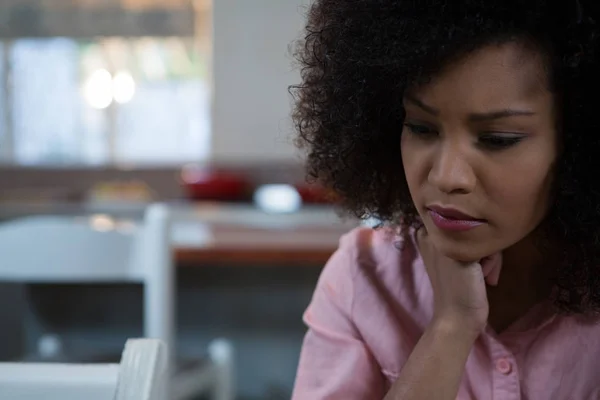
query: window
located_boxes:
[0,1,211,166]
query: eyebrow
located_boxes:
[404,94,536,121]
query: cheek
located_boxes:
[489,163,554,223]
[400,133,410,165]
[487,136,556,214]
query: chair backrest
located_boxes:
[0,338,168,400]
[0,203,170,283]
[0,204,175,363]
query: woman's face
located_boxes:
[401,42,558,262]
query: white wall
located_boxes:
[210,0,310,163]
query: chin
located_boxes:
[429,232,492,263]
[440,247,483,263]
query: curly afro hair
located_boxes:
[290,0,600,314]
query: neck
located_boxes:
[486,232,555,333]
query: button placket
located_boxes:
[485,329,521,399]
[495,358,512,375]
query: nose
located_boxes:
[428,142,476,194]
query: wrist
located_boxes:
[428,317,482,345]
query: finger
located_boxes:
[415,225,429,249]
[481,253,503,286]
[415,226,435,276]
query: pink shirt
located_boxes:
[292,227,600,399]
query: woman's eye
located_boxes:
[478,134,525,150]
[404,123,437,138]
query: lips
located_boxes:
[426,205,486,232]
[427,205,484,222]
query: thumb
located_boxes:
[481,253,503,286]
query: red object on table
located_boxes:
[181,166,250,201]
[295,182,337,204]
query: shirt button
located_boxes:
[496,358,512,375]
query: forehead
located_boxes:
[407,42,552,112]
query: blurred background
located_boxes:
[0,1,362,399]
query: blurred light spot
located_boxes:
[113,70,136,104]
[180,163,210,184]
[361,217,382,228]
[254,184,302,214]
[116,219,137,234]
[83,69,113,109]
[90,214,116,232]
[38,334,62,359]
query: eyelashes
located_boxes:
[404,123,436,137]
[403,123,526,150]
[477,134,524,149]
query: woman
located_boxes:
[290,0,600,398]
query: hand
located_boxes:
[417,228,502,338]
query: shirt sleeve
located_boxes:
[291,233,386,400]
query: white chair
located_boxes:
[0,338,167,400]
[0,204,235,400]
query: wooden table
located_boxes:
[171,204,360,267]
[0,201,361,267]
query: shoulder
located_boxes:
[319,225,429,315]
[314,225,433,374]
[336,224,423,279]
